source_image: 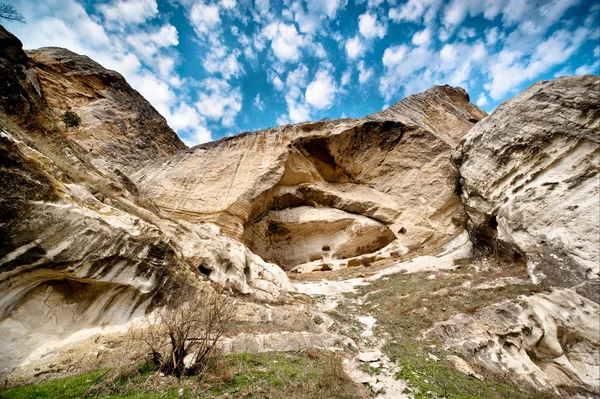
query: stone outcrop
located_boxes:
[0,26,291,374]
[427,289,600,397]
[456,75,600,302]
[26,47,186,175]
[134,87,486,270]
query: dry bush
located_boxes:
[131,291,236,378]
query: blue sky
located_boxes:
[4,0,599,145]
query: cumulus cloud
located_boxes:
[306,69,337,109]
[476,93,488,107]
[189,1,221,37]
[196,78,243,127]
[202,42,244,79]
[389,0,442,24]
[253,93,265,111]
[167,103,212,146]
[380,39,487,101]
[345,35,365,59]
[263,22,305,63]
[291,0,346,35]
[341,68,352,86]
[359,12,387,39]
[412,28,431,47]
[98,0,158,26]
[485,26,591,99]
[357,61,374,84]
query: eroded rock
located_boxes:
[457,75,600,302]
[426,288,600,396]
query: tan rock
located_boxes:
[26,47,186,175]
[457,75,600,302]
[134,86,486,269]
[427,289,600,395]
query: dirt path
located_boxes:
[293,232,472,398]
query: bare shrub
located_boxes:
[131,290,236,378]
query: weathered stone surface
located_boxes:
[134,87,486,269]
[457,75,600,302]
[0,28,292,375]
[426,289,600,396]
[26,47,186,175]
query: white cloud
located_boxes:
[98,0,158,26]
[575,63,598,75]
[476,93,488,106]
[221,0,236,10]
[485,27,500,46]
[412,28,431,47]
[358,61,374,84]
[253,94,265,111]
[341,69,352,86]
[306,69,337,109]
[458,27,477,40]
[292,0,346,34]
[189,1,221,37]
[389,0,442,23]
[126,24,179,61]
[166,103,212,146]
[382,44,408,67]
[380,38,487,102]
[268,71,285,91]
[276,64,311,124]
[358,12,387,40]
[263,22,304,63]
[345,35,365,59]
[196,78,242,127]
[202,42,244,79]
[485,26,591,99]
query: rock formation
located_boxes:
[1,24,599,399]
[0,26,290,373]
[427,289,600,396]
[133,87,486,270]
[25,47,186,175]
[456,75,600,302]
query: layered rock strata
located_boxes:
[456,75,600,302]
[134,88,487,270]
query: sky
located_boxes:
[3,0,599,146]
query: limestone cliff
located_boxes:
[0,26,291,373]
[456,75,600,302]
[133,86,486,270]
[26,47,186,175]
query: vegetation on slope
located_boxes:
[334,258,557,399]
[2,351,368,399]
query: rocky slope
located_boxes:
[133,86,486,270]
[0,26,291,374]
[26,47,186,175]
[455,75,600,303]
[1,24,599,399]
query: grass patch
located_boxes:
[350,260,556,399]
[3,351,368,399]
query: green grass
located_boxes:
[3,351,367,399]
[348,263,557,399]
[2,370,106,399]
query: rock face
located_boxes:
[26,47,186,175]
[0,26,291,373]
[427,289,600,397]
[456,75,600,302]
[134,87,486,270]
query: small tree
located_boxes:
[0,3,25,23]
[131,291,236,378]
[61,110,81,128]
